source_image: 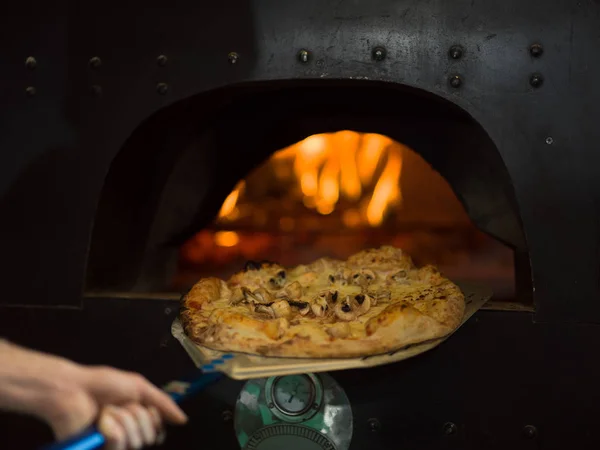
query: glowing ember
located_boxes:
[214,231,240,247]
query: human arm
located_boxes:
[0,339,187,449]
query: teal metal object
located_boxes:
[234,373,352,450]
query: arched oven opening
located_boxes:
[85,80,531,309]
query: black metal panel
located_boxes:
[0,1,599,319]
[1,301,600,449]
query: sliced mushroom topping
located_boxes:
[276,281,303,299]
[242,286,258,302]
[388,270,408,283]
[350,269,377,286]
[230,287,245,305]
[311,294,329,317]
[254,304,275,318]
[326,322,351,339]
[355,294,372,316]
[334,297,357,321]
[329,290,338,303]
[330,268,351,286]
[253,288,274,304]
[271,300,292,319]
[287,300,309,309]
[268,270,287,289]
[299,305,311,316]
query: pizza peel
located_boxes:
[172,281,492,380]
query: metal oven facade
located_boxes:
[1,1,600,449]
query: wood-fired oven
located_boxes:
[1,1,600,449]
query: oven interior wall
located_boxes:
[85,81,528,300]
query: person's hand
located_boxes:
[0,340,188,450]
[43,365,188,450]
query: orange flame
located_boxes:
[218,181,245,219]
[216,131,402,227]
[367,151,402,226]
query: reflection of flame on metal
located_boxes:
[216,131,403,227]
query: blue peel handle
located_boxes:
[39,361,229,450]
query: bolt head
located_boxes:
[228,52,239,64]
[157,54,168,67]
[443,422,457,435]
[449,75,462,88]
[298,49,310,63]
[367,418,381,432]
[530,73,544,88]
[372,47,386,61]
[156,83,168,95]
[25,56,37,70]
[89,56,102,69]
[449,45,463,60]
[522,425,537,439]
[545,136,554,145]
[530,44,543,58]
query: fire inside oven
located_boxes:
[174,130,515,303]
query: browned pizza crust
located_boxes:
[180,246,465,358]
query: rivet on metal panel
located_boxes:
[372,47,386,61]
[529,73,544,88]
[25,56,37,70]
[298,49,310,63]
[267,402,274,408]
[89,56,102,69]
[157,55,168,67]
[222,410,233,422]
[164,307,172,315]
[448,45,463,60]
[529,44,543,58]
[367,418,381,432]
[25,86,36,96]
[90,85,102,96]
[156,83,169,95]
[228,52,239,64]
[448,74,462,88]
[316,59,324,67]
[522,425,537,439]
[545,137,554,145]
[443,422,457,435]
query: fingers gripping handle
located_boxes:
[39,358,230,450]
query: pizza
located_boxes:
[180,246,465,358]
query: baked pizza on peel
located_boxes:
[180,246,465,358]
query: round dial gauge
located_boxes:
[265,374,323,422]
[273,375,315,415]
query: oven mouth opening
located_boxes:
[175,130,516,307]
[84,80,531,311]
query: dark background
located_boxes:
[1,0,600,448]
